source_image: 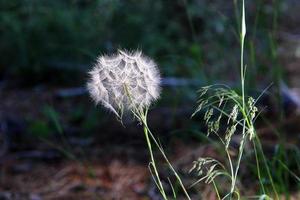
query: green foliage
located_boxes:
[28,120,51,138]
[27,105,63,138]
[43,105,63,134]
[0,0,286,87]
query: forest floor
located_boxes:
[1,84,300,199]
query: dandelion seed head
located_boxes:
[87,50,161,117]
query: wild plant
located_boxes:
[87,50,190,199]
[86,0,284,199]
[190,0,276,199]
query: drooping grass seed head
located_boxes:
[87,50,161,118]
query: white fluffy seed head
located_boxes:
[87,49,161,117]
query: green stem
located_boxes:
[143,123,168,200]
[240,0,246,110]
[213,179,222,200]
[253,140,267,194]
[142,117,191,200]
[254,135,280,200]
[226,149,235,193]
[227,0,247,198]
[231,125,247,196]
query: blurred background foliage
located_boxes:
[0,0,288,87]
[1,0,293,148]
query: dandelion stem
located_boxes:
[142,120,168,200]
[141,114,191,200]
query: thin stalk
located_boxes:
[143,123,168,200]
[226,149,235,192]
[229,0,246,196]
[254,135,280,200]
[240,0,246,110]
[227,0,247,198]
[253,140,267,194]
[142,117,191,200]
[124,86,168,199]
[232,127,247,193]
[213,179,222,200]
